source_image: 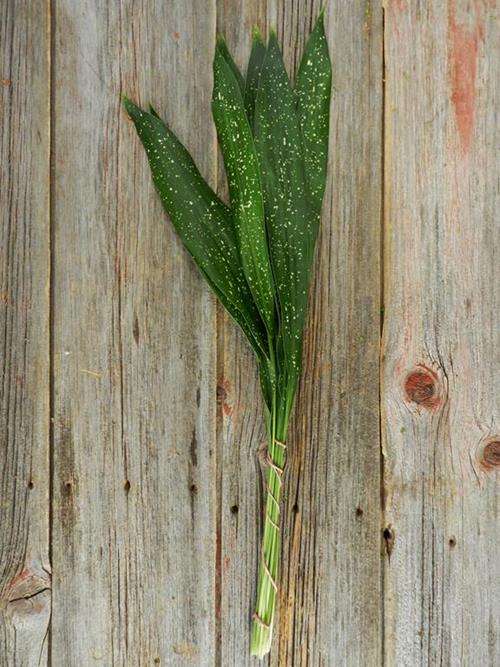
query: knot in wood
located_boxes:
[6,569,51,618]
[404,367,440,409]
[481,440,500,470]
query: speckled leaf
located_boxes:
[123,97,268,359]
[216,36,245,98]
[254,33,318,407]
[295,11,332,212]
[212,46,275,335]
[244,29,266,128]
[148,104,161,119]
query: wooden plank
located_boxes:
[51,1,217,664]
[0,1,51,665]
[383,1,500,665]
[216,1,383,664]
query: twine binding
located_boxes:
[266,513,280,531]
[252,611,271,629]
[266,452,285,480]
[267,489,280,510]
[259,439,288,594]
[261,543,278,591]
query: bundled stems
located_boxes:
[251,397,288,658]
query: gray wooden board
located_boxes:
[0,1,51,666]
[51,1,216,665]
[382,0,500,665]
[2,0,499,665]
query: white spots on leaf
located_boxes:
[128,24,330,370]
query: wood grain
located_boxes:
[216,2,383,665]
[383,1,500,665]
[278,3,383,665]
[51,1,217,665]
[0,1,51,665]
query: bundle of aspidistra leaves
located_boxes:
[124,11,331,658]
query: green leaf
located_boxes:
[148,104,161,119]
[212,46,276,335]
[254,33,316,402]
[216,35,245,98]
[244,28,266,128]
[123,97,268,359]
[295,10,332,212]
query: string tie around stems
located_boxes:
[258,438,288,595]
[252,611,271,629]
[265,452,285,479]
[251,439,288,642]
[263,439,287,511]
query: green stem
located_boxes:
[250,392,288,658]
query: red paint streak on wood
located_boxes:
[390,0,406,11]
[448,0,483,154]
[217,378,233,417]
[222,401,233,417]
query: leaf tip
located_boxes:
[316,6,327,32]
[216,33,228,51]
[122,95,140,120]
[267,28,283,55]
[252,26,264,44]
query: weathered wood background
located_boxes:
[0,0,498,665]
